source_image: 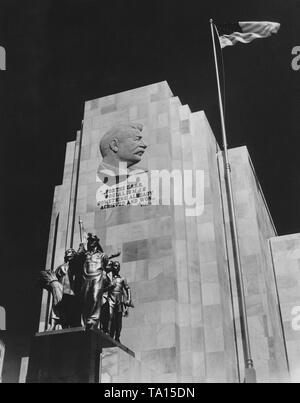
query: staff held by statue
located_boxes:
[79,217,84,243]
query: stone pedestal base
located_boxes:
[26,327,134,383]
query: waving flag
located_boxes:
[217,21,281,49]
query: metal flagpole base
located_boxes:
[244,367,257,383]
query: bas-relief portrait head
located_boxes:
[97,123,147,181]
[96,123,150,207]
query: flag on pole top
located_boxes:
[217,21,281,49]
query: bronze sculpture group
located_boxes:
[40,233,132,343]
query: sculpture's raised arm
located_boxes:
[39,270,63,307]
[108,251,121,260]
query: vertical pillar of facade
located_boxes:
[0,340,5,383]
[39,138,78,332]
[19,357,29,383]
[38,189,60,332]
[270,234,300,382]
[218,147,290,382]
[65,129,83,249]
[0,307,5,382]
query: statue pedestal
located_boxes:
[26,327,134,383]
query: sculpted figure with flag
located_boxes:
[40,222,122,331]
[77,233,120,330]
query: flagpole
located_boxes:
[209,18,256,384]
[79,216,83,244]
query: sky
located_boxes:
[0,0,299,333]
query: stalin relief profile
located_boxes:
[97,122,147,184]
[96,123,154,210]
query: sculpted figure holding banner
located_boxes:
[77,233,121,330]
[40,231,120,331]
